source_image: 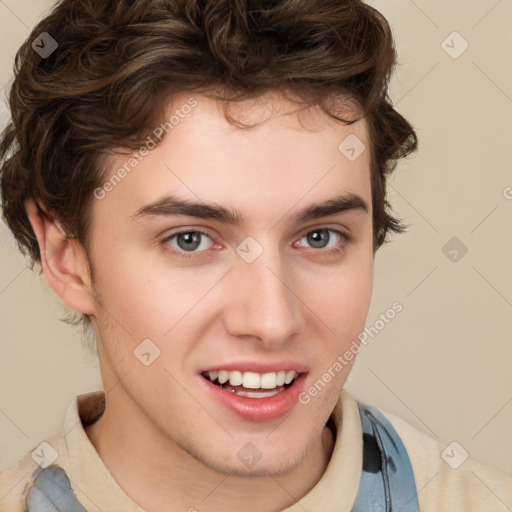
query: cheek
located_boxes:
[91,246,230,345]
[312,253,374,338]
[300,259,373,406]
[341,265,373,327]
[90,248,182,338]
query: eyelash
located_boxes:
[161,227,352,259]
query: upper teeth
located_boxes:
[206,370,298,389]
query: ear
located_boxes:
[25,199,95,315]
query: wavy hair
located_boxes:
[0,0,417,331]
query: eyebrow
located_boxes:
[131,193,368,226]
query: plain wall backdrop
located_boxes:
[1,0,511,478]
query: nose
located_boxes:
[222,244,306,349]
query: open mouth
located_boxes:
[201,370,299,398]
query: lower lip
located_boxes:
[200,373,307,422]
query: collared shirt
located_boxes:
[1,389,511,511]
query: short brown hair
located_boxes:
[0,0,417,327]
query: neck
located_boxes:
[85,391,335,512]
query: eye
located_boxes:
[296,228,347,252]
[163,229,213,255]
[162,226,350,260]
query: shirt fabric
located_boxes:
[0,389,511,511]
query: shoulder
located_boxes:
[377,406,512,511]
[0,393,93,512]
[0,430,68,512]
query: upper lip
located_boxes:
[199,361,309,374]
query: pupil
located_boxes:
[178,232,201,251]
[308,229,328,249]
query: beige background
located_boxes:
[0,0,511,478]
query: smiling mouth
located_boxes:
[201,370,299,398]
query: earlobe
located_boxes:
[24,199,96,316]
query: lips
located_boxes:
[198,366,308,421]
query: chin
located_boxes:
[230,453,304,478]
[189,440,307,478]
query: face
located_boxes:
[86,91,374,476]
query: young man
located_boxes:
[0,0,510,511]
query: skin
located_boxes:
[26,91,375,511]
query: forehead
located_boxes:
[95,91,372,227]
[166,89,369,151]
